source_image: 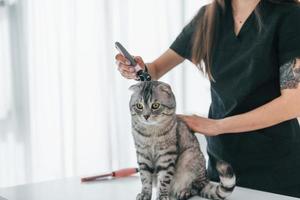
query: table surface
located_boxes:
[0,175,299,200]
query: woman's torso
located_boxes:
[206,0,300,193]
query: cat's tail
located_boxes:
[199,160,236,200]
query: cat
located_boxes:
[129,81,236,200]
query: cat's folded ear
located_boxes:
[157,83,172,96]
[129,83,141,92]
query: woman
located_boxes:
[115,0,300,197]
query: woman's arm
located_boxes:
[219,58,300,134]
[146,49,185,80]
[116,49,185,80]
[180,58,300,136]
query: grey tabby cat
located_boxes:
[129,81,236,200]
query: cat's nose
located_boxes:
[143,115,150,120]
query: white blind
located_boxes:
[0,6,12,120]
[0,0,212,187]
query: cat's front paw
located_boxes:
[156,195,169,200]
[136,192,151,200]
[175,188,192,200]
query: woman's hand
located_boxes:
[115,53,145,80]
[178,114,223,136]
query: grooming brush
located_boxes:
[115,41,151,81]
[81,167,139,182]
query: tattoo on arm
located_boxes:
[280,58,300,90]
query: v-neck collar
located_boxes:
[225,0,265,39]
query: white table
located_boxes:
[0,176,299,200]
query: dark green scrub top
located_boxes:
[170,0,300,197]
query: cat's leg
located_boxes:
[137,169,153,200]
[156,159,176,200]
[137,162,154,200]
[171,148,206,200]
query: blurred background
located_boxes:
[0,0,211,187]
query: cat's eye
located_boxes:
[136,103,144,110]
[151,102,160,110]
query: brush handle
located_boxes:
[112,168,139,178]
[81,167,139,182]
[115,42,137,66]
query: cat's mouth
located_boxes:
[138,115,171,125]
[137,116,159,125]
[139,118,158,125]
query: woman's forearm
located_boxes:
[219,94,300,134]
[146,49,185,80]
[179,58,300,136]
[145,62,159,81]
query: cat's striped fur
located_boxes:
[129,81,235,200]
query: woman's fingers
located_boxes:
[118,68,136,79]
[134,56,145,69]
[115,53,130,65]
[118,65,136,79]
[115,53,137,79]
[178,114,199,132]
[115,53,146,80]
[178,114,221,136]
[116,61,135,73]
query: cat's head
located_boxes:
[129,81,176,125]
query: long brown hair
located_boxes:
[192,0,300,80]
